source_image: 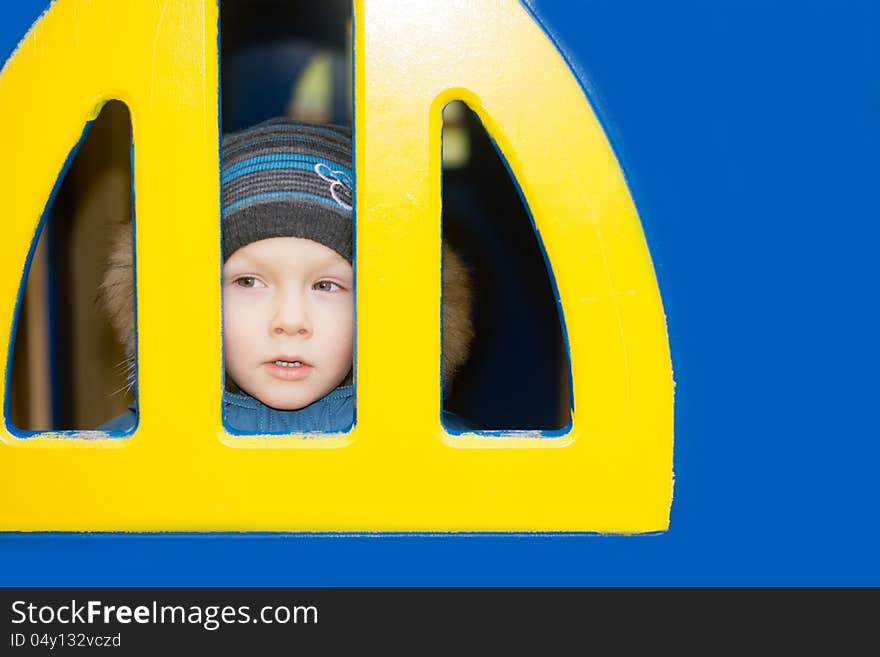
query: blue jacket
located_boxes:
[98,385,470,433]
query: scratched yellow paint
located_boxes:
[0,0,673,532]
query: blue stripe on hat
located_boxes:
[222,154,352,182]
[221,160,352,186]
[223,191,352,215]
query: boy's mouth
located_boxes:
[265,358,312,381]
[274,360,305,368]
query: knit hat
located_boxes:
[221,118,353,262]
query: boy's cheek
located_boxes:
[333,339,355,366]
[222,325,253,370]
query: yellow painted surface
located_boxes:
[0,0,673,531]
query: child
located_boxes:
[99,118,473,432]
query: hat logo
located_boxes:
[314,162,353,211]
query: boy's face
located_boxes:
[223,237,353,411]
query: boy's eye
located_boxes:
[314,280,341,292]
[234,276,265,288]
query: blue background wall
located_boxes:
[1,0,878,585]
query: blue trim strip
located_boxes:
[222,154,352,180]
[223,191,350,214]
[222,159,345,185]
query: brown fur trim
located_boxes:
[99,225,474,386]
[98,223,136,356]
[441,241,474,386]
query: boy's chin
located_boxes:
[259,394,320,412]
[254,384,333,412]
[228,373,347,411]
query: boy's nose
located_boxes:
[270,293,311,337]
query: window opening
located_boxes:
[9,100,135,432]
[220,0,355,434]
[441,102,571,431]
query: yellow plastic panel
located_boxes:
[0,0,673,532]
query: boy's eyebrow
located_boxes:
[315,265,354,281]
[223,253,263,269]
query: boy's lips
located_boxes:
[264,357,312,381]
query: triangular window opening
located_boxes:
[441,101,571,431]
[9,100,135,432]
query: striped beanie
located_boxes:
[221,117,353,262]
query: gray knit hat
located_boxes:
[221,118,353,262]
